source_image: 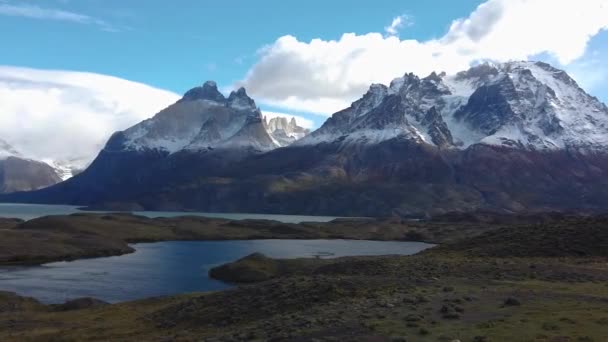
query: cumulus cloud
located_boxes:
[384,15,413,36]
[0,1,118,31]
[0,66,180,168]
[262,111,314,129]
[241,0,608,115]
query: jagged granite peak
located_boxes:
[180,80,226,104]
[297,83,393,145]
[265,116,311,147]
[112,83,279,153]
[220,112,278,150]
[422,107,454,147]
[298,60,608,152]
[227,87,257,111]
[423,71,445,84]
[299,73,454,146]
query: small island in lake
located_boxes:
[0,212,606,340]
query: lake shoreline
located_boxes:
[0,210,598,267]
[0,202,348,223]
[0,214,606,340]
[0,213,449,267]
[1,240,434,304]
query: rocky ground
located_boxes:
[0,213,606,341]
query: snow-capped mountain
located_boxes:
[299,61,608,151]
[116,81,279,153]
[264,116,310,146]
[6,61,608,216]
[0,139,61,193]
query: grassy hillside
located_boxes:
[0,214,606,340]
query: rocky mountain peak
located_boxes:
[181,80,226,103]
[351,84,389,115]
[389,73,420,93]
[298,61,608,151]
[114,82,280,153]
[424,71,445,84]
[265,116,311,147]
[227,87,257,111]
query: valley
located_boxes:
[0,212,605,341]
[3,1,608,340]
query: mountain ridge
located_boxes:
[3,60,608,216]
[298,61,608,152]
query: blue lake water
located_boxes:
[0,203,341,223]
[0,240,434,304]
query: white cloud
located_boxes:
[385,15,413,36]
[241,0,608,115]
[261,111,314,129]
[0,2,117,31]
[0,66,180,168]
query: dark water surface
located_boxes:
[0,203,341,223]
[0,240,434,304]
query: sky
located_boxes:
[0,0,607,166]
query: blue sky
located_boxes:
[0,0,607,150]
[0,0,483,95]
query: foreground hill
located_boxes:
[4,61,608,216]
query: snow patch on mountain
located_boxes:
[44,160,80,181]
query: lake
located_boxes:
[0,240,434,304]
[0,203,341,223]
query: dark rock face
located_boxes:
[227,87,256,109]
[455,76,517,135]
[180,81,226,103]
[0,157,61,193]
[422,107,453,147]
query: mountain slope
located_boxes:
[4,62,608,216]
[0,139,61,193]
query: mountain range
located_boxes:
[4,61,608,216]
